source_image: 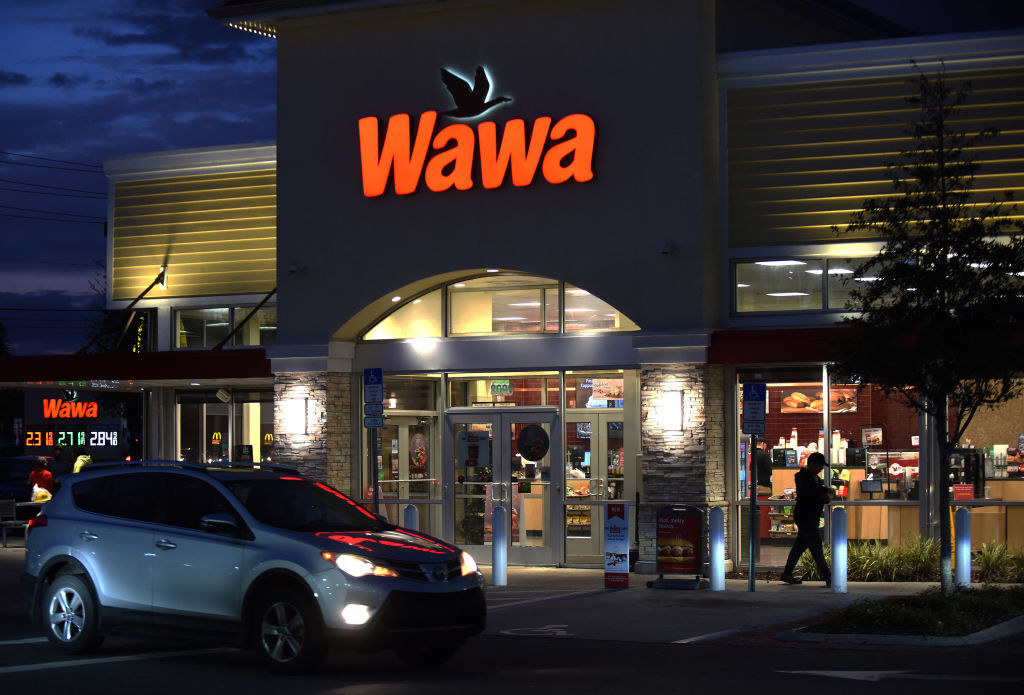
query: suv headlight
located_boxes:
[460,551,479,576]
[326,552,398,578]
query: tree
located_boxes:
[833,64,1024,594]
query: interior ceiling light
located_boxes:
[766,292,809,297]
[756,260,806,266]
[493,316,526,321]
[486,269,500,273]
[737,283,750,287]
[508,302,541,306]
[413,298,422,304]
[566,289,590,295]
[453,282,466,287]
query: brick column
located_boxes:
[637,364,726,570]
[273,371,352,493]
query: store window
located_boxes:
[363,290,443,341]
[734,257,867,313]
[362,376,441,536]
[232,306,277,346]
[734,368,922,568]
[175,306,278,348]
[564,285,638,332]
[361,273,638,341]
[565,374,625,408]
[449,275,558,335]
[177,308,231,348]
[448,373,557,408]
[177,390,273,463]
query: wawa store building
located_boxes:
[71,1,1024,570]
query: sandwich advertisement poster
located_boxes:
[656,506,702,574]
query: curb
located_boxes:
[777,614,1024,646]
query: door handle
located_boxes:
[78,531,99,541]
[155,539,177,550]
[490,482,506,503]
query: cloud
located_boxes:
[0,70,30,86]
[49,72,90,88]
[73,0,260,65]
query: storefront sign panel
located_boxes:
[604,503,630,588]
[656,505,702,575]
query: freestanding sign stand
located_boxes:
[646,505,704,590]
[604,503,630,588]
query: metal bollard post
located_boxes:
[402,504,419,531]
[492,506,507,587]
[709,506,725,591]
[955,508,971,588]
[830,507,847,594]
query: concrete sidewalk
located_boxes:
[477,565,938,645]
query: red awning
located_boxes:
[708,326,861,365]
[0,349,272,383]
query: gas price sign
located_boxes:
[24,423,121,452]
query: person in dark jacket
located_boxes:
[753,438,772,493]
[780,451,832,585]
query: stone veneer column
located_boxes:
[273,372,352,494]
[638,364,727,571]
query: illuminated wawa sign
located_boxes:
[43,398,99,419]
[357,66,595,198]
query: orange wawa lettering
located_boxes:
[42,399,99,418]
[358,111,595,197]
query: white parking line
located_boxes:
[0,646,237,675]
[487,589,606,612]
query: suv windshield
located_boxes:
[225,477,387,532]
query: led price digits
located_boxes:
[89,431,118,447]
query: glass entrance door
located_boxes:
[564,412,628,564]
[445,410,562,566]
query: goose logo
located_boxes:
[358,65,595,198]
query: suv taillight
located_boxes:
[26,515,47,536]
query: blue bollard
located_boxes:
[402,504,418,531]
[830,507,847,594]
[492,506,507,587]
[955,508,971,588]
[709,506,725,591]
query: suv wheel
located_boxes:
[43,575,104,654]
[254,589,327,674]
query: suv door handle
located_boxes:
[79,531,99,541]
[155,539,177,550]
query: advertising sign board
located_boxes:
[604,503,630,588]
[655,505,703,575]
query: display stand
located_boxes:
[647,505,705,590]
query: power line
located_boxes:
[0,212,104,224]
[0,178,105,196]
[0,204,104,220]
[0,159,104,174]
[0,150,101,169]
[0,186,104,200]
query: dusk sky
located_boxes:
[1,0,1022,357]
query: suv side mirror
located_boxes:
[200,513,239,535]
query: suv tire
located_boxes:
[254,588,328,674]
[43,574,105,654]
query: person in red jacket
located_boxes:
[28,457,55,493]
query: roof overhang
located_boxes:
[0,349,273,388]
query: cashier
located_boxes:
[754,438,772,492]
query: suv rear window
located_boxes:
[226,477,386,532]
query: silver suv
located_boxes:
[21,462,485,673]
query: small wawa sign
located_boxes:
[358,66,595,197]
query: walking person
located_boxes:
[779,451,832,585]
[28,457,55,495]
